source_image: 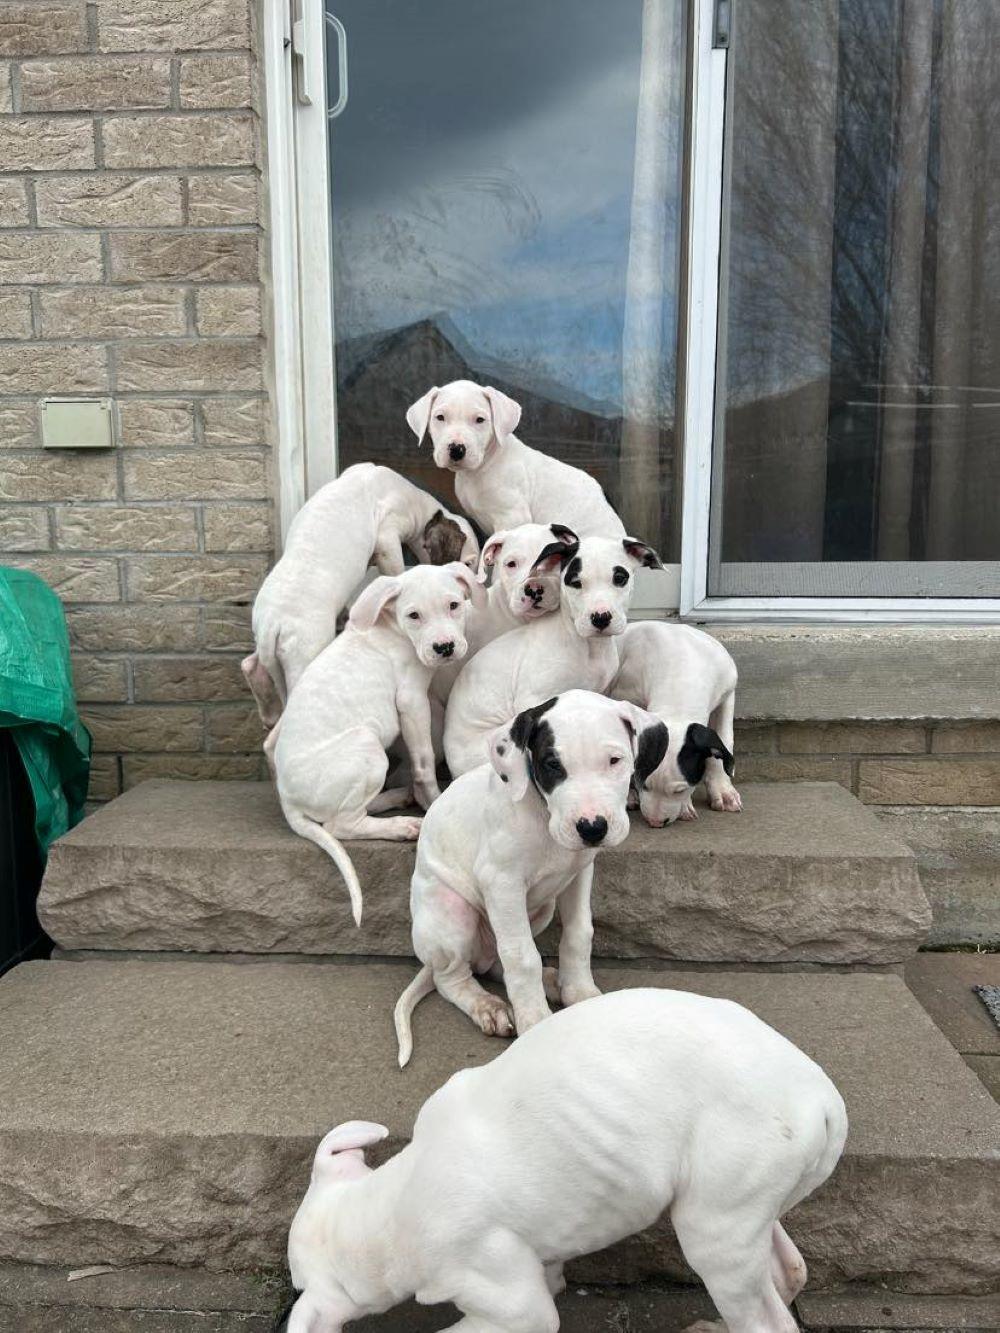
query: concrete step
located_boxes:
[38,779,930,965]
[0,959,997,1295]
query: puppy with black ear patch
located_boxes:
[394,690,667,1066]
[611,620,741,826]
[443,532,662,778]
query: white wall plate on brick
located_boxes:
[41,398,115,449]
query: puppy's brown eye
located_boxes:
[435,413,445,421]
[408,611,420,620]
[612,567,630,587]
[610,756,622,766]
[449,601,459,610]
[475,415,486,423]
[506,559,517,569]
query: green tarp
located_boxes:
[0,567,90,857]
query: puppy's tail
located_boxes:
[394,964,435,1069]
[284,809,364,928]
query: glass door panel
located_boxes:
[325,0,687,559]
[711,0,1000,598]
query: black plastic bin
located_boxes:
[0,728,49,976]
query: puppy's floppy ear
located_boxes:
[443,560,487,610]
[549,522,579,545]
[622,536,663,570]
[405,387,440,444]
[311,1121,388,1184]
[348,575,402,631]
[482,385,521,443]
[617,702,669,788]
[680,723,735,780]
[479,529,509,579]
[530,537,580,576]
[489,696,557,801]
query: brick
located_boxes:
[179,53,252,109]
[0,401,37,447]
[186,172,257,225]
[736,755,853,789]
[779,722,927,755]
[5,555,119,602]
[56,504,197,552]
[0,116,93,170]
[117,399,194,447]
[85,753,121,801]
[195,284,260,336]
[133,655,245,702]
[0,231,102,284]
[123,450,266,501]
[20,55,171,111]
[102,112,254,169]
[206,700,265,752]
[201,603,252,651]
[0,343,107,394]
[0,288,32,338]
[931,721,1000,754]
[201,394,263,446]
[0,506,50,551]
[116,340,261,392]
[44,286,188,340]
[733,723,778,753]
[72,653,128,702]
[109,231,257,283]
[126,554,266,603]
[67,603,200,652]
[0,2,87,56]
[83,704,202,752]
[0,179,29,227]
[122,752,265,786]
[858,758,1000,806]
[35,174,183,228]
[97,0,249,52]
[1,451,116,502]
[203,503,271,552]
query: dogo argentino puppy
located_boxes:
[243,463,478,726]
[443,532,662,778]
[267,562,484,926]
[395,691,667,1064]
[406,379,626,538]
[284,988,847,1333]
[612,621,741,826]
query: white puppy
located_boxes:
[243,463,478,726]
[268,562,484,926]
[406,379,626,538]
[285,988,848,1333]
[444,532,662,778]
[395,690,666,1064]
[612,621,741,826]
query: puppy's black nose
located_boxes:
[432,640,455,657]
[590,610,612,630]
[448,443,466,462]
[576,816,608,846]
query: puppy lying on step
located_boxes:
[612,621,741,825]
[286,989,847,1333]
[395,690,667,1065]
[244,463,478,726]
[268,562,483,926]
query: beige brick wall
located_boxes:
[0,0,270,800]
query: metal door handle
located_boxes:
[326,11,349,118]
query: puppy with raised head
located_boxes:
[243,463,478,727]
[268,562,484,926]
[443,532,662,778]
[395,690,667,1065]
[406,379,626,538]
[285,989,847,1333]
[612,621,741,826]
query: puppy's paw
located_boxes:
[414,783,441,812]
[708,782,742,813]
[677,798,699,821]
[542,966,562,1004]
[514,1004,552,1035]
[560,980,602,1008]
[471,995,515,1039]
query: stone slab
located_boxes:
[0,961,997,1295]
[797,1291,1000,1330]
[877,809,1000,948]
[904,953,1000,1056]
[39,780,930,965]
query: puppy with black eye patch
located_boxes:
[611,621,741,826]
[394,690,667,1065]
[443,532,662,778]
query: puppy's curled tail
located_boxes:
[283,809,364,928]
[394,965,435,1068]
